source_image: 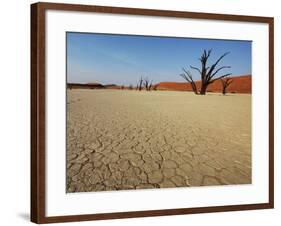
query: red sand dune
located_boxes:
[155,75,251,94]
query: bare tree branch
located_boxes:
[180,69,198,94]
[190,65,201,74]
[180,73,191,82]
[182,68,195,82]
[213,52,230,68]
[210,73,232,84]
[206,52,230,80]
[209,66,231,79]
[220,77,233,95]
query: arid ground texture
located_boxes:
[66,89,251,192]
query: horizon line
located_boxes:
[67,74,252,85]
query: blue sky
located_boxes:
[67,32,251,85]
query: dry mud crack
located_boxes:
[67,90,251,192]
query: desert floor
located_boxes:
[66,89,251,192]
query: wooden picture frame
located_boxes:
[31,2,274,224]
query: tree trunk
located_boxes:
[200,83,207,95]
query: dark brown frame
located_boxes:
[31,2,274,224]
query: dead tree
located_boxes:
[143,77,150,91]
[148,81,153,91]
[143,77,149,91]
[220,77,233,95]
[137,76,143,91]
[180,69,198,94]
[142,77,153,91]
[181,49,231,95]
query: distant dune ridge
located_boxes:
[67,82,104,89]
[156,75,251,94]
[67,74,251,94]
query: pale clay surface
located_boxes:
[66,89,251,192]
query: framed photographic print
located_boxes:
[31,2,274,224]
